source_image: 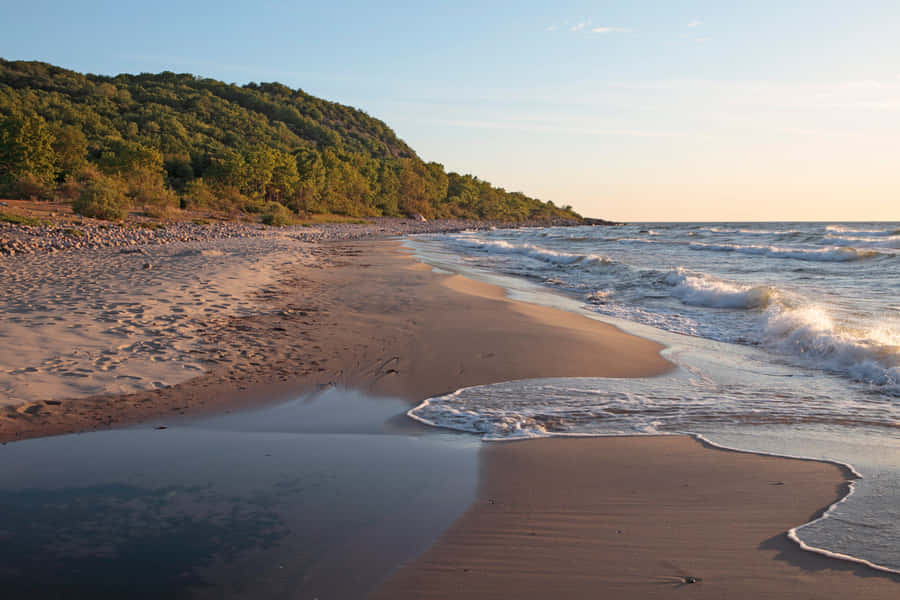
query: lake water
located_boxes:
[407,222,900,574]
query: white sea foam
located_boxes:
[763,306,900,392]
[450,236,611,266]
[702,226,801,235]
[826,225,900,237]
[823,235,900,250]
[406,369,900,444]
[663,269,774,309]
[689,242,881,262]
[586,289,613,304]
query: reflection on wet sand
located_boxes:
[0,389,478,599]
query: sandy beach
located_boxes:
[0,236,670,442]
[1,234,897,597]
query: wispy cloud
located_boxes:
[570,21,589,31]
[591,26,634,34]
[545,25,557,32]
[688,20,703,28]
[694,37,711,43]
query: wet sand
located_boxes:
[375,436,900,598]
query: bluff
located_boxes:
[0,59,581,223]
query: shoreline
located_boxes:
[2,236,896,595]
[0,237,670,443]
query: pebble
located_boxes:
[0,216,586,257]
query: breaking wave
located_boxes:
[663,269,774,309]
[826,225,900,237]
[763,306,900,393]
[689,242,882,262]
[449,236,612,266]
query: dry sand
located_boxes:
[0,233,316,407]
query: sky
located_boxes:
[2,0,899,221]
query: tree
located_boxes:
[288,149,326,213]
[51,124,88,178]
[0,111,57,184]
[374,161,400,215]
[205,149,247,190]
[98,138,163,176]
[267,149,300,203]
[244,147,276,197]
[0,58,582,222]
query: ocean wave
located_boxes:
[763,306,900,392]
[586,289,613,304]
[664,269,774,309]
[826,225,900,237]
[689,242,882,262]
[701,226,802,235]
[618,237,688,246]
[449,236,612,266]
[823,235,900,250]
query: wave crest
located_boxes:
[664,269,774,309]
[826,225,900,237]
[450,236,612,266]
[763,306,900,391]
[690,242,882,262]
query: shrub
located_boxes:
[138,187,178,218]
[10,173,55,200]
[126,167,178,218]
[72,177,128,220]
[242,197,266,214]
[209,185,247,213]
[182,178,216,210]
[261,202,294,226]
[57,175,82,201]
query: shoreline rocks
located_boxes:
[0,216,590,257]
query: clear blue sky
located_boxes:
[3,1,900,220]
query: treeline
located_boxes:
[0,59,580,223]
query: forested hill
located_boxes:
[0,59,581,223]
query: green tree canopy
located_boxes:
[0,110,57,184]
[0,58,582,222]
